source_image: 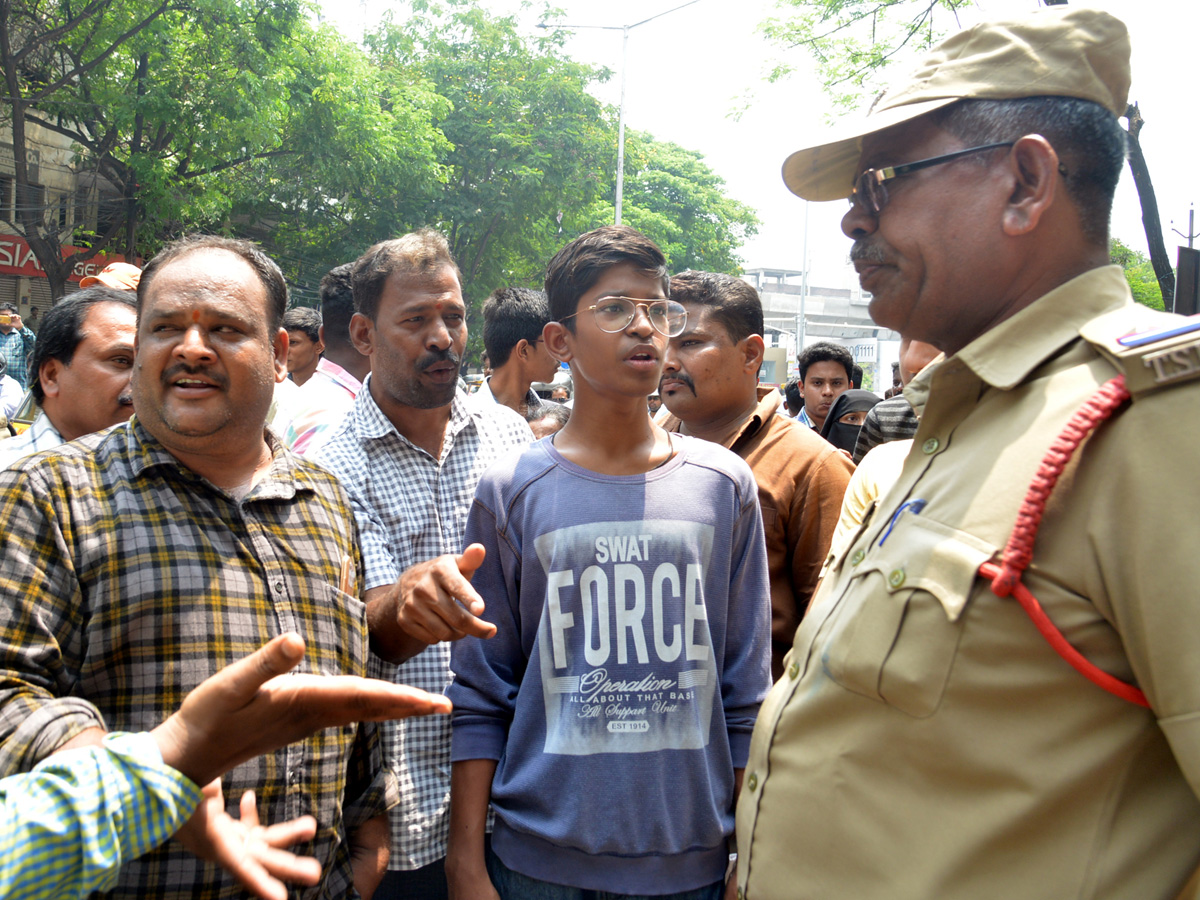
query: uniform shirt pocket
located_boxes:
[824,515,995,717]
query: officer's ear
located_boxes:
[1001,134,1059,237]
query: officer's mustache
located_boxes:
[849,242,888,265]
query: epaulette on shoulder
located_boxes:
[1084,313,1200,399]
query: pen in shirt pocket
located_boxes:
[339,554,354,596]
[878,499,927,546]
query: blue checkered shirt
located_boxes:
[0,732,203,900]
[0,328,35,389]
[314,379,533,869]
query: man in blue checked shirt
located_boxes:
[0,633,451,900]
[315,230,533,900]
[0,301,35,390]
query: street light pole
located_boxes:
[616,23,629,224]
[539,1,701,226]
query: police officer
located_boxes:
[736,9,1200,900]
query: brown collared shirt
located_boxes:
[664,388,854,679]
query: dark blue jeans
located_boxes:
[485,845,725,900]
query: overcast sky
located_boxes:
[323,0,1194,292]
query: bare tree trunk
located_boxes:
[2,5,82,300]
[1124,103,1175,307]
[125,53,149,259]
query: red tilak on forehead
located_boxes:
[192,310,201,322]
[435,301,443,311]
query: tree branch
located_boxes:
[25,1,174,101]
[782,0,916,49]
[829,3,938,88]
[179,148,300,179]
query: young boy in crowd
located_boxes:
[446,225,771,900]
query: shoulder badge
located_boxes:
[1084,313,1200,399]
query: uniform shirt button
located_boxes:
[274,581,285,593]
[888,568,906,588]
[922,437,940,454]
[851,549,866,566]
[747,772,758,792]
[788,661,800,680]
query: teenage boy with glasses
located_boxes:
[445,225,771,900]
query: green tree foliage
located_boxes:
[2,0,450,298]
[1110,237,1164,310]
[229,26,452,297]
[367,1,616,304]
[760,0,971,112]
[4,0,759,308]
[591,130,760,275]
[0,0,195,296]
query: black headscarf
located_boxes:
[820,389,881,455]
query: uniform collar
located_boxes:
[954,265,1132,390]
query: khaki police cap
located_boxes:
[781,8,1131,202]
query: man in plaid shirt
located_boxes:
[0,236,396,899]
[315,230,533,900]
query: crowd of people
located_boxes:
[0,7,1198,900]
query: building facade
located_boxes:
[1,119,127,320]
[744,267,901,392]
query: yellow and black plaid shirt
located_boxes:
[0,418,397,899]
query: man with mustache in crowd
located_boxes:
[658,270,854,679]
[315,230,532,900]
[0,286,137,467]
[0,235,397,899]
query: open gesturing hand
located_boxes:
[175,783,321,900]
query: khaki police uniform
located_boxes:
[736,266,1200,899]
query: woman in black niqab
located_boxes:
[819,389,882,455]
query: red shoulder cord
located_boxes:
[977,374,1150,708]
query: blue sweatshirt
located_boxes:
[449,435,772,894]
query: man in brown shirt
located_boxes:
[659,270,854,678]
